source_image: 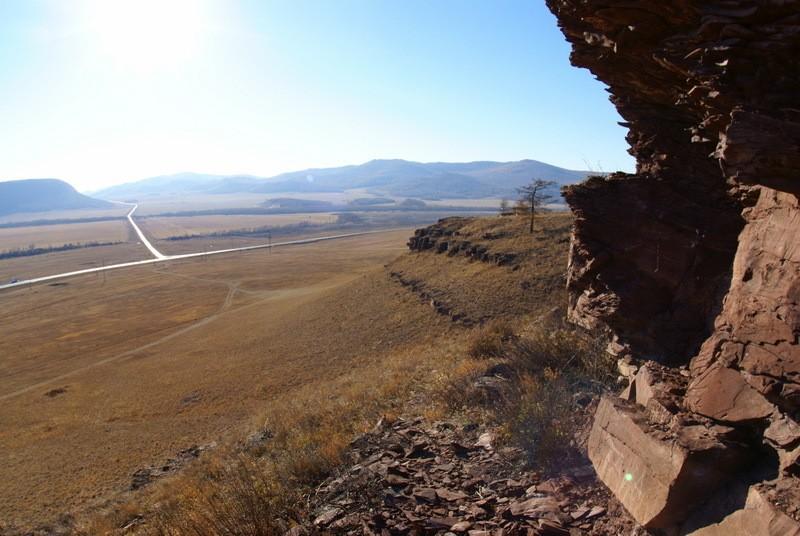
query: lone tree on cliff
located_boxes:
[517,179,557,233]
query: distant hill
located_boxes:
[91,172,225,199]
[0,179,113,217]
[94,160,590,200]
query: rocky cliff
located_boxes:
[547,0,800,532]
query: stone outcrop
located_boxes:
[588,396,748,529]
[547,0,800,531]
[688,480,800,536]
[408,218,520,267]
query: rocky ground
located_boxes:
[295,416,638,536]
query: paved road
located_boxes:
[0,228,404,292]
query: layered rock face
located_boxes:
[547,0,800,532]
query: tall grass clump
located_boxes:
[467,319,515,359]
[455,321,616,470]
[501,327,615,469]
[151,456,296,536]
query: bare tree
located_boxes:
[516,179,557,233]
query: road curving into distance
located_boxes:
[0,203,406,292]
[121,202,167,260]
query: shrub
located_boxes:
[151,456,297,536]
[436,359,493,411]
[492,327,615,469]
[503,370,580,469]
[507,328,614,384]
[467,320,515,359]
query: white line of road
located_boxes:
[122,203,167,259]
[0,228,403,292]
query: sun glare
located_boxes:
[83,0,209,72]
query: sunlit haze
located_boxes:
[0,0,634,191]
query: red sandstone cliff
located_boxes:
[547,1,800,532]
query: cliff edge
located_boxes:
[547,1,800,532]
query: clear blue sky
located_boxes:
[0,0,634,191]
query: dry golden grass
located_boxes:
[76,214,580,535]
[0,230,437,532]
[0,242,149,281]
[467,319,516,358]
[1,213,582,534]
[150,227,372,256]
[389,212,572,321]
[108,338,467,536]
[497,328,615,469]
[0,220,131,252]
[0,206,129,224]
[138,214,337,240]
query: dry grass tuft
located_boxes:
[151,456,295,536]
[435,358,499,411]
[444,320,616,471]
[499,327,615,469]
[467,319,515,359]
[506,328,612,381]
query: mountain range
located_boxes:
[93,159,589,200]
[0,179,112,217]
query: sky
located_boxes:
[0,0,634,192]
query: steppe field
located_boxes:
[137,213,338,240]
[0,219,131,252]
[0,203,569,533]
[0,229,455,529]
[0,209,379,281]
[0,206,130,225]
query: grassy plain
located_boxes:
[129,192,375,215]
[137,213,337,239]
[127,192,508,216]
[108,213,577,535]
[0,230,439,531]
[0,242,149,281]
[0,220,131,252]
[0,206,129,224]
[0,213,576,534]
[129,193,298,215]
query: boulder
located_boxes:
[765,415,800,451]
[687,481,800,536]
[621,361,687,426]
[588,396,748,529]
[626,361,685,408]
[686,362,775,423]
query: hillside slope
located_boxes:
[93,159,589,200]
[0,179,112,217]
[391,213,571,324]
[111,212,640,535]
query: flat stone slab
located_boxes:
[588,396,748,529]
[688,482,800,536]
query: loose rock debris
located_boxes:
[299,417,638,535]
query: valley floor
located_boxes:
[1,213,606,535]
[0,230,441,530]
